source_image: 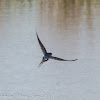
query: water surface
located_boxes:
[0,0,100,100]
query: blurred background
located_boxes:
[0,0,100,100]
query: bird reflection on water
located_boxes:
[36,30,78,67]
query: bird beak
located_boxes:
[38,60,44,67]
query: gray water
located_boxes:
[0,0,100,100]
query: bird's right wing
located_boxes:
[50,56,78,61]
[36,31,47,55]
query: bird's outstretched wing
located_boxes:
[36,31,47,55]
[50,56,78,61]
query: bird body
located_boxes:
[44,53,52,60]
[36,30,78,67]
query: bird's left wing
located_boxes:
[50,56,78,61]
[36,31,47,55]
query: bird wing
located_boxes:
[36,31,47,55]
[50,56,78,61]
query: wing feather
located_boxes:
[50,56,78,61]
[36,31,47,55]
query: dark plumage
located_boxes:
[36,30,78,67]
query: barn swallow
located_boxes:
[36,31,78,67]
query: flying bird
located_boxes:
[36,31,78,67]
